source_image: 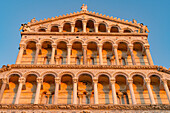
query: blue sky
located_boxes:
[0,0,169,68]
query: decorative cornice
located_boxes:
[21,32,148,36]
[0,104,169,110]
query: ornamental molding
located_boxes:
[0,104,169,110]
[21,32,148,36]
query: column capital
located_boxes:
[82,44,87,49]
[19,43,26,49]
[55,77,60,83]
[110,78,116,84]
[94,23,99,26]
[144,78,151,84]
[67,44,72,48]
[127,79,133,84]
[144,44,150,49]
[82,20,87,23]
[93,78,98,83]
[36,43,41,49]
[2,78,8,84]
[98,44,103,48]
[161,78,167,84]
[18,77,26,84]
[52,43,57,48]
[113,44,118,49]
[73,78,78,83]
[58,26,63,29]
[71,23,75,26]
[128,44,133,49]
[37,77,43,83]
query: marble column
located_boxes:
[128,79,136,104]
[98,44,103,65]
[14,77,25,104]
[144,44,154,65]
[73,78,78,104]
[54,77,60,104]
[82,20,87,32]
[93,78,98,104]
[113,44,119,65]
[110,78,117,104]
[82,44,87,65]
[107,27,111,33]
[34,43,41,64]
[0,78,8,103]
[34,77,43,104]
[67,44,72,64]
[58,26,63,32]
[16,44,26,64]
[94,23,98,33]
[50,43,57,64]
[162,79,170,103]
[71,23,75,32]
[145,78,156,104]
[128,44,136,65]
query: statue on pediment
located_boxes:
[19,24,31,32]
[138,23,149,33]
[81,4,87,11]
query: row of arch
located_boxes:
[0,71,169,105]
[20,39,149,65]
[38,19,134,33]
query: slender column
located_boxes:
[93,78,98,104]
[162,79,170,103]
[67,44,72,64]
[82,44,87,65]
[107,27,111,33]
[0,78,8,103]
[71,23,75,32]
[128,44,136,65]
[145,78,156,104]
[127,79,136,104]
[73,78,78,104]
[94,23,98,33]
[54,77,60,104]
[16,44,26,64]
[34,77,43,104]
[110,78,117,104]
[14,77,25,104]
[113,44,119,65]
[98,44,103,65]
[58,26,63,32]
[34,43,41,64]
[50,43,57,64]
[82,20,87,32]
[144,44,154,65]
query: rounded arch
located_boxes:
[41,71,57,78]
[6,71,22,78]
[40,39,54,45]
[37,27,47,32]
[76,71,94,78]
[115,39,130,45]
[98,21,109,27]
[147,72,162,78]
[131,40,145,45]
[85,39,99,44]
[101,39,115,45]
[58,71,75,79]
[70,39,84,45]
[130,72,146,79]
[110,24,121,30]
[73,18,83,23]
[61,21,72,27]
[96,72,111,80]
[113,72,129,79]
[24,39,39,45]
[86,18,96,23]
[122,27,133,33]
[55,39,69,44]
[23,71,40,78]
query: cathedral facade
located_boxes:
[0,5,170,113]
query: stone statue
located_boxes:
[30,17,37,23]
[138,23,149,33]
[132,19,137,24]
[19,24,31,32]
[81,4,87,11]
